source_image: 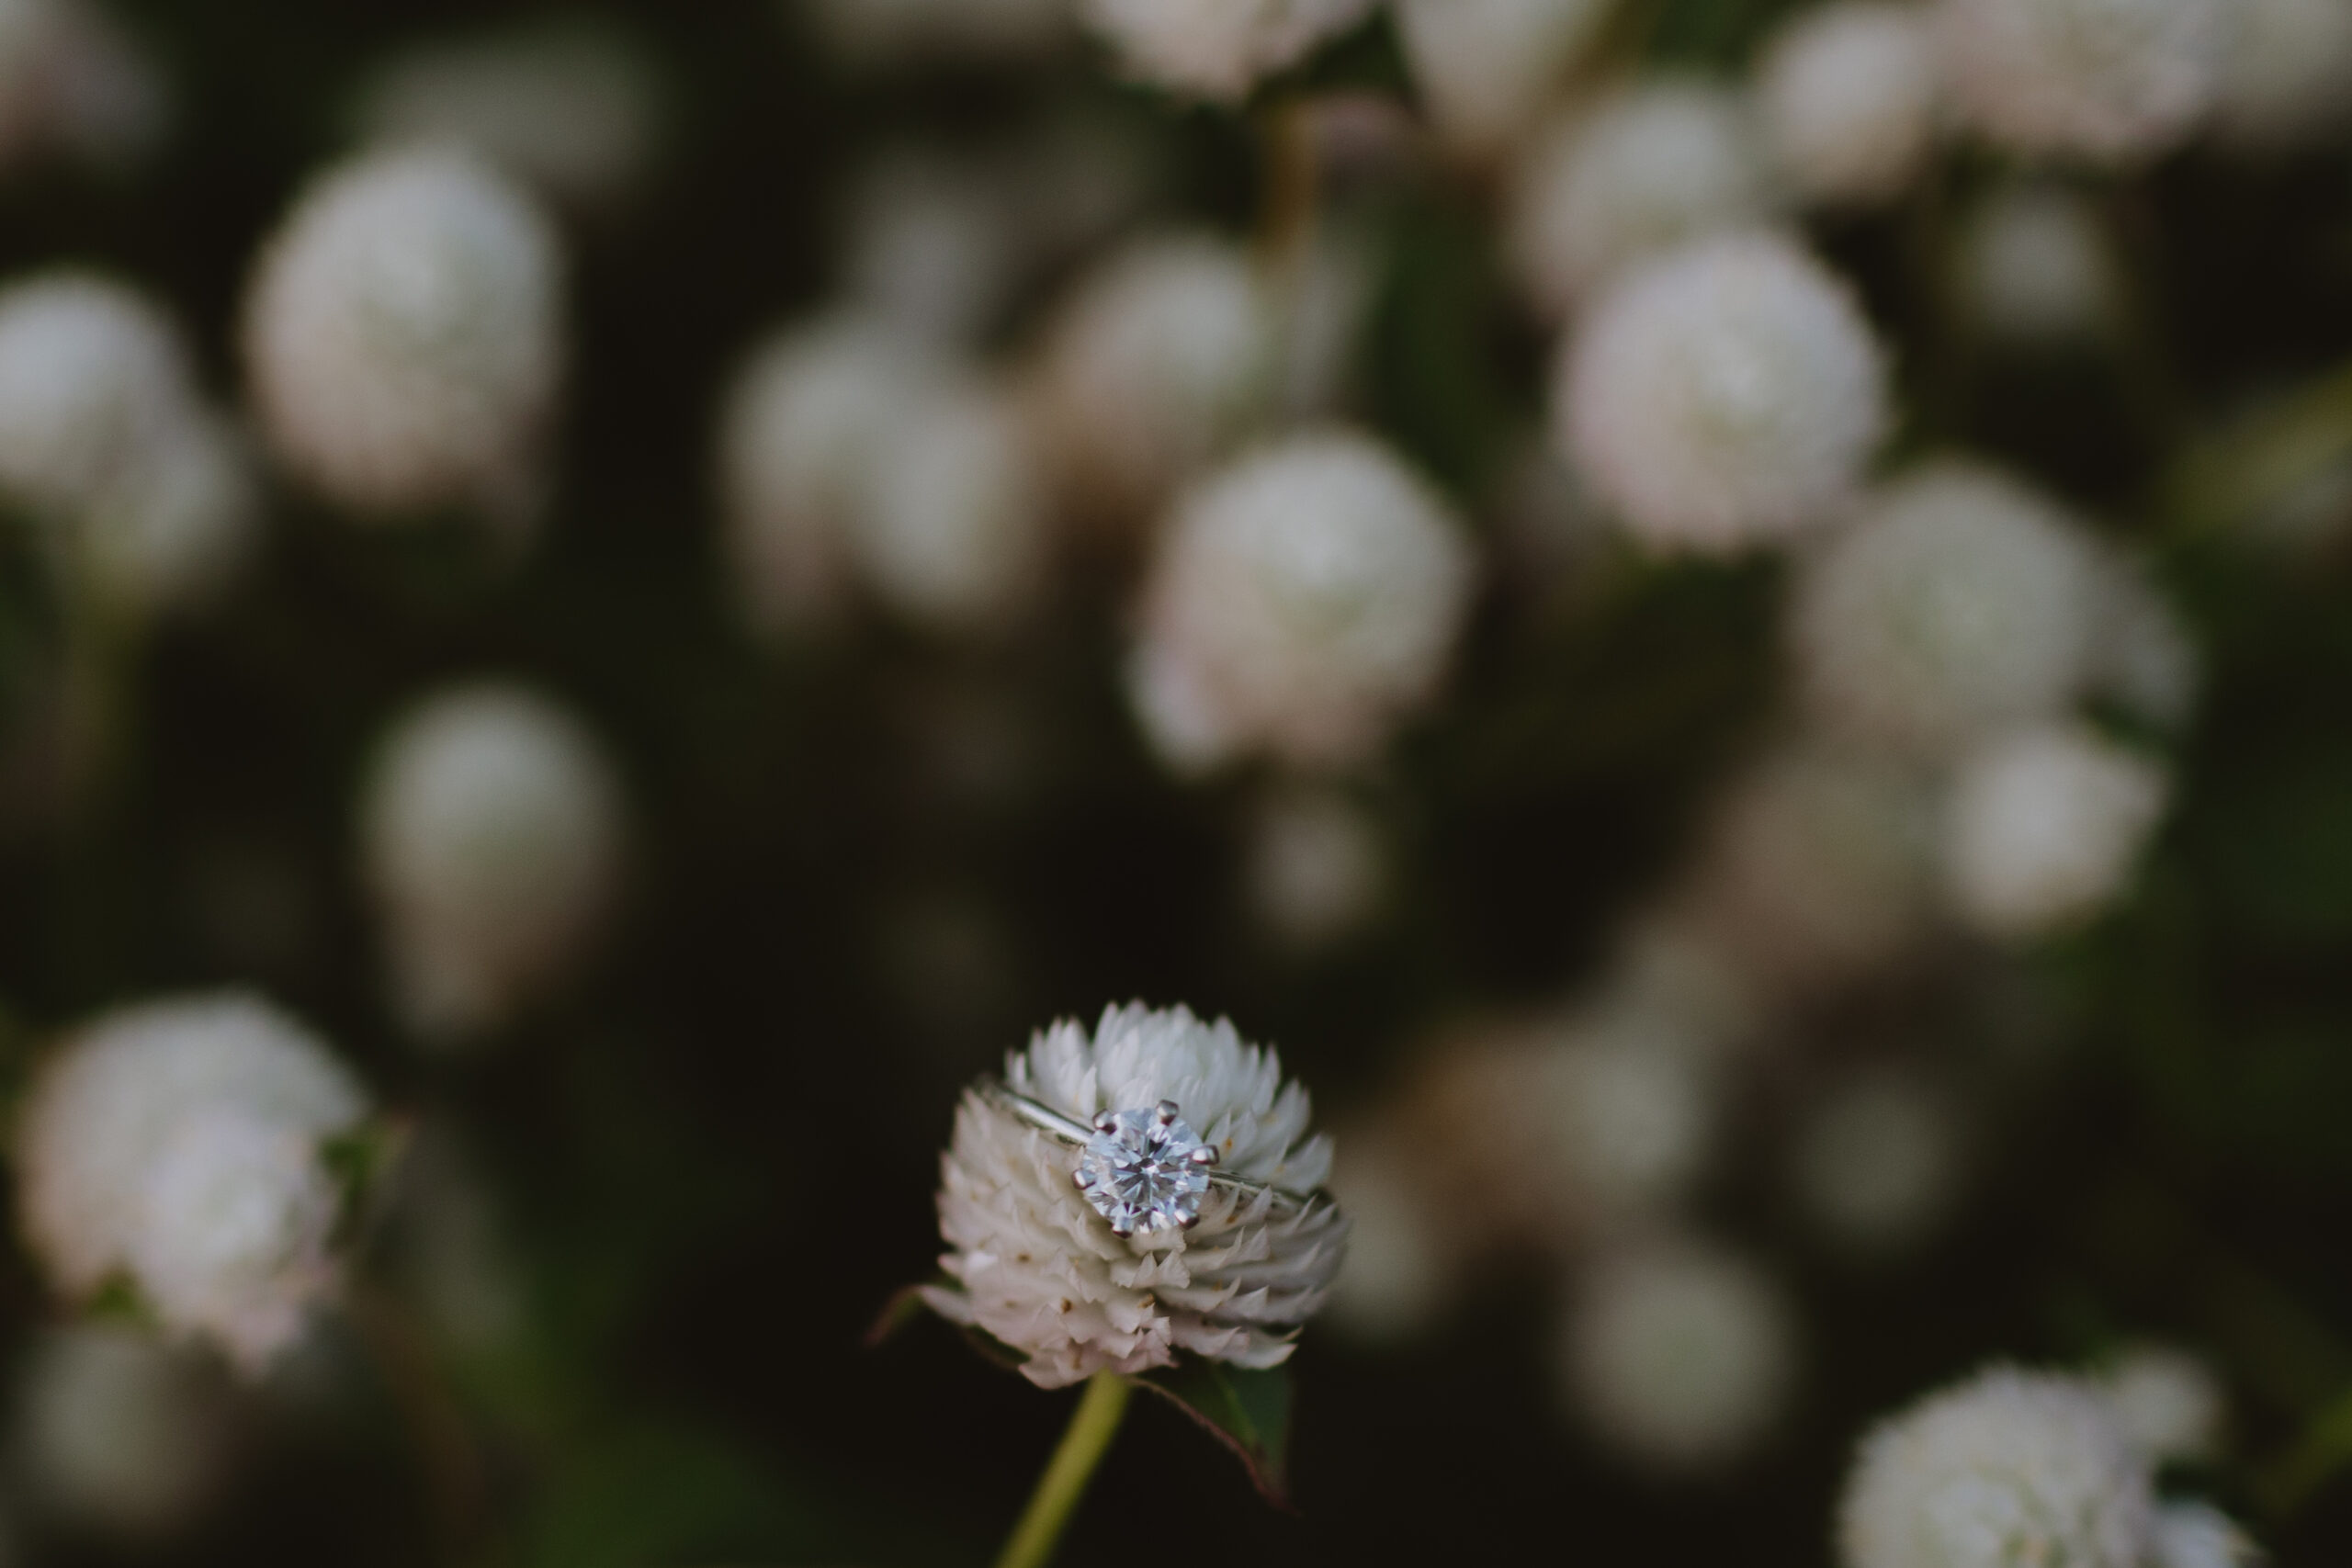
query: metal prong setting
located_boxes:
[1154,1100,1180,1125]
[1189,1145,1219,1167]
[1093,1110,1120,1134]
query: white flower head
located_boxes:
[1396,0,1612,156]
[1757,4,1943,207]
[1839,1365,2156,1568]
[1561,1235,1800,1470]
[1938,0,2233,161]
[1033,231,1275,525]
[1508,79,1773,317]
[1792,460,2104,758]
[716,311,935,638]
[2211,0,2352,148]
[350,22,663,212]
[1322,1118,1449,1344]
[1243,784,1389,948]
[925,1002,1348,1388]
[2087,549,2201,731]
[0,271,193,519]
[1130,429,1475,773]
[1557,231,1889,554]
[1791,1065,1966,1256]
[1952,182,2120,344]
[841,149,1024,347]
[2151,1502,2261,1568]
[848,376,1051,636]
[80,411,264,620]
[16,993,369,1371]
[361,682,626,1043]
[2098,1343,2224,1466]
[1079,0,1379,100]
[242,147,565,531]
[0,0,166,175]
[1940,722,2168,938]
[15,1325,235,1540]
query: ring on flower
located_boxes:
[978,1079,1321,1237]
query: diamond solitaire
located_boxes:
[1075,1100,1218,1236]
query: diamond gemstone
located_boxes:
[1076,1105,1211,1236]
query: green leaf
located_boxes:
[1129,1359,1295,1507]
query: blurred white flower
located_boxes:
[1561,1235,1800,1470]
[16,993,369,1371]
[803,0,1068,64]
[2099,1343,2224,1466]
[1792,460,2103,759]
[0,0,165,175]
[850,377,1050,636]
[1682,739,1939,995]
[1080,0,1377,100]
[1129,429,1475,773]
[2087,551,2201,732]
[1508,80,1771,317]
[1396,0,1611,156]
[1756,4,1942,207]
[2211,0,2352,147]
[1032,231,1274,525]
[1940,722,2167,938]
[1951,183,2119,343]
[242,147,565,532]
[1839,1366,2155,1568]
[351,22,663,212]
[1790,1066,1966,1256]
[1938,0,2233,161]
[2151,1501,2261,1568]
[15,1326,234,1540]
[79,412,263,620]
[1243,784,1389,948]
[1322,1118,1449,1344]
[924,1002,1348,1388]
[361,682,626,1043]
[716,311,935,638]
[842,149,1023,346]
[1557,231,1887,554]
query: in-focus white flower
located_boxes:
[1080,0,1377,100]
[2151,1502,2261,1568]
[1396,0,1612,156]
[361,682,626,1043]
[350,23,663,212]
[1756,4,1942,206]
[16,993,369,1371]
[242,147,564,532]
[1557,231,1888,554]
[1031,231,1274,525]
[715,311,936,638]
[1682,739,1939,994]
[1792,460,2104,758]
[1128,429,1475,773]
[1791,1065,1965,1256]
[15,1326,235,1540]
[802,0,1068,64]
[924,1002,1348,1388]
[1951,183,2119,343]
[1938,0,2233,161]
[1508,80,1772,318]
[1940,722,2167,938]
[1243,784,1388,948]
[2099,1343,2224,1466]
[2211,0,2352,147]
[849,377,1050,636]
[1839,1365,2155,1568]
[1561,1235,1800,1470]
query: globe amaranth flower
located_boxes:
[349,21,663,213]
[1507,79,1772,318]
[1756,3,1943,207]
[1939,721,2168,939]
[0,0,166,176]
[1080,0,1378,101]
[1031,231,1275,527]
[1556,231,1888,554]
[925,1002,1348,1388]
[2151,1502,2261,1568]
[1839,1365,2155,1568]
[16,992,370,1372]
[1938,0,2233,162]
[1560,1234,1800,1471]
[1396,0,1612,157]
[242,146,564,531]
[2098,1342,2224,1466]
[15,1325,236,1541]
[2211,0,2352,149]
[1791,459,2104,759]
[1128,428,1475,773]
[361,682,626,1043]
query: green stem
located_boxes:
[992,1373,1132,1568]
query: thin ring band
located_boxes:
[977,1078,1322,1211]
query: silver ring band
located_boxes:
[978,1078,1320,1213]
